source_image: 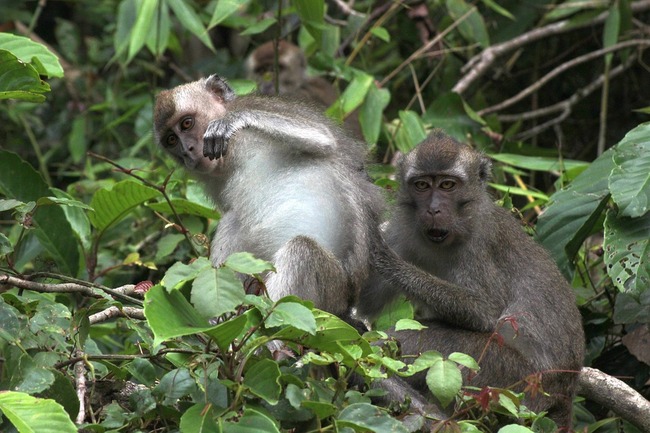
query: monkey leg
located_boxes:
[265,235,350,316]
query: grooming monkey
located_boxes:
[246,40,361,138]
[153,76,582,426]
[154,75,379,318]
[360,131,585,427]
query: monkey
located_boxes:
[153,74,380,319]
[358,130,585,428]
[245,40,338,106]
[245,40,362,138]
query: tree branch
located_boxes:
[479,40,650,116]
[578,367,650,432]
[453,0,650,95]
[89,306,145,324]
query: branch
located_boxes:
[578,367,650,432]
[0,274,143,306]
[479,40,650,116]
[74,350,87,425]
[453,0,650,95]
[89,306,145,324]
[501,54,637,140]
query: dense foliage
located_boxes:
[0,1,649,432]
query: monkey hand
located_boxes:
[203,113,254,160]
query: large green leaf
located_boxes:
[223,408,280,433]
[266,301,317,335]
[88,180,159,231]
[168,1,215,51]
[536,148,615,278]
[0,50,50,102]
[209,0,250,28]
[446,0,490,48]
[190,267,246,319]
[359,84,390,145]
[294,0,325,44]
[147,198,220,220]
[336,403,409,433]
[162,257,212,289]
[127,0,158,62]
[180,404,220,433]
[426,358,462,408]
[0,391,76,433]
[243,359,281,404]
[609,123,650,218]
[0,33,64,77]
[0,151,79,276]
[490,153,589,173]
[395,110,427,153]
[603,209,650,296]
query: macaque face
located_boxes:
[246,41,306,95]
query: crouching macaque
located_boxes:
[153,75,381,319]
[359,131,585,427]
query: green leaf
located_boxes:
[0,151,79,276]
[0,391,77,433]
[243,359,281,404]
[498,425,534,433]
[168,0,215,51]
[154,368,196,403]
[395,110,427,153]
[143,285,212,346]
[370,26,390,42]
[425,359,462,408]
[266,302,317,335]
[603,209,650,296]
[449,352,480,370]
[224,408,281,433]
[0,50,50,102]
[489,153,588,174]
[609,123,650,218]
[337,403,409,433]
[480,0,514,20]
[425,92,481,140]
[488,184,549,201]
[603,2,620,66]
[446,0,490,48]
[88,180,159,231]
[359,84,390,145]
[162,257,212,289]
[209,0,250,28]
[224,252,275,274]
[613,291,650,324]
[536,149,614,279]
[395,318,427,331]
[191,267,246,318]
[330,70,373,117]
[128,0,158,62]
[0,233,13,255]
[180,403,220,433]
[240,18,277,36]
[294,0,325,44]
[204,313,250,351]
[0,34,64,77]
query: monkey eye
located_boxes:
[165,134,178,147]
[180,116,194,131]
[439,179,456,190]
[413,180,431,191]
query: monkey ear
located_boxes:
[479,155,492,183]
[205,75,236,102]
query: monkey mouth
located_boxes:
[426,228,449,243]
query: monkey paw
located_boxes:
[203,118,235,160]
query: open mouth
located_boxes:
[426,228,449,243]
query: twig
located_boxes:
[453,0,650,95]
[0,274,143,305]
[508,54,637,140]
[89,306,145,324]
[74,349,87,425]
[479,40,650,116]
[380,6,474,86]
[337,1,397,56]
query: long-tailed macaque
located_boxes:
[245,40,338,107]
[154,75,379,318]
[359,131,585,427]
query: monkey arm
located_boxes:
[203,108,337,160]
[370,234,501,332]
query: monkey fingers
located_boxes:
[203,119,234,160]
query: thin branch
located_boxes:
[380,6,474,86]
[508,54,637,140]
[74,350,87,425]
[479,40,650,116]
[89,306,145,324]
[453,0,650,95]
[0,274,143,305]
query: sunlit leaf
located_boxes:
[168,0,215,51]
[0,34,63,77]
[191,267,246,318]
[0,391,77,433]
[88,180,159,231]
[266,302,316,335]
[609,124,650,218]
[425,358,462,408]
